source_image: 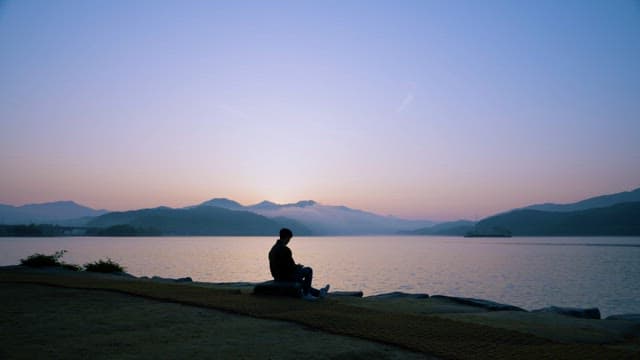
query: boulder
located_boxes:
[605,314,640,322]
[431,295,526,312]
[150,275,192,283]
[211,282,257,287]
[368,292,429,299]
[151,276,173,282]
[532,306,601,319]
[253,280,303,298]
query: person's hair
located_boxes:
[279,228,293,239]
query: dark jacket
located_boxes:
[269,239,297,281]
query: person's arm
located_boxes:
[285,247,300,272]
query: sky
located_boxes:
[1,0,639,221]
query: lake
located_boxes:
[1,236,639,317]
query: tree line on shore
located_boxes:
[0,224,159,237]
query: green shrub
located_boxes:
[20,250,66,267]
[84,258,125,273]
[20,250,81,271]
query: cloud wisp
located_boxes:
[396,92,414,113]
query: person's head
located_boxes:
[279,228,293,243]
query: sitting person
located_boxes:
[269,228,329,299]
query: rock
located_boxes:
[150,275,192,283]
[367,291,429,299]
[113,272,137,278]
[605,314,640,322]
[212,282,258,288]
[253,280,303,298]
[532,306,601,319]
[431,295,526,312]
[329,291,364,298]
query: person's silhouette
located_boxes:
[269,228,329,299]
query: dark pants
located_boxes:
[295,266,319,296]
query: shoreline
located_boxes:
[1,263,638,317]
[2,234,639,317]
[1,266,639,359]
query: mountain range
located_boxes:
[0,201,107,225]
[392,186,640,236]
[1,186,639,236]
[474,202,640,236]
[87,206,312,236]
[520,188,640,212]
[0,198,433,235]
[400,220,476,236]
[198,198,435,235]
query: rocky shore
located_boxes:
[139,271,638,322]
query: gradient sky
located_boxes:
[1,0,639,221]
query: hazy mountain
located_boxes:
[247,200,318,212]
[522,187,640,212]
[199,198,244,210]
[474,202,640,236]
[401,220,476,236]
[88,206,312,236]
[198,198,435,235]
[249,200,281,211]
[0,201,108,224]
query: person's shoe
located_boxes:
[302,293,318,301]
[319,284,330,298]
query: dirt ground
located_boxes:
[0,283,431,360]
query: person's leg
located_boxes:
[296,266,320,297]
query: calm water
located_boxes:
[1,236,639,317]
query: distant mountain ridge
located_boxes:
[88,206,312,236]
[199,198,244,210]
[401,220,476,236]
[0,197,433,235]
[0,201,108,224]
[401,186,640,236]
[197,198,434,235]
[475,201,640,236]
[4,186,639,236]
[522,187,640,212]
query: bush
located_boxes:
[20,250,66,267]
[20,250,81,271]
[84,258,125,273]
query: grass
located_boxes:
[1,283,425,360]
[0,269,635,360]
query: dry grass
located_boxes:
[0,283,428,360]
[1,269,637,359]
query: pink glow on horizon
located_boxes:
[1,1,639,221]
